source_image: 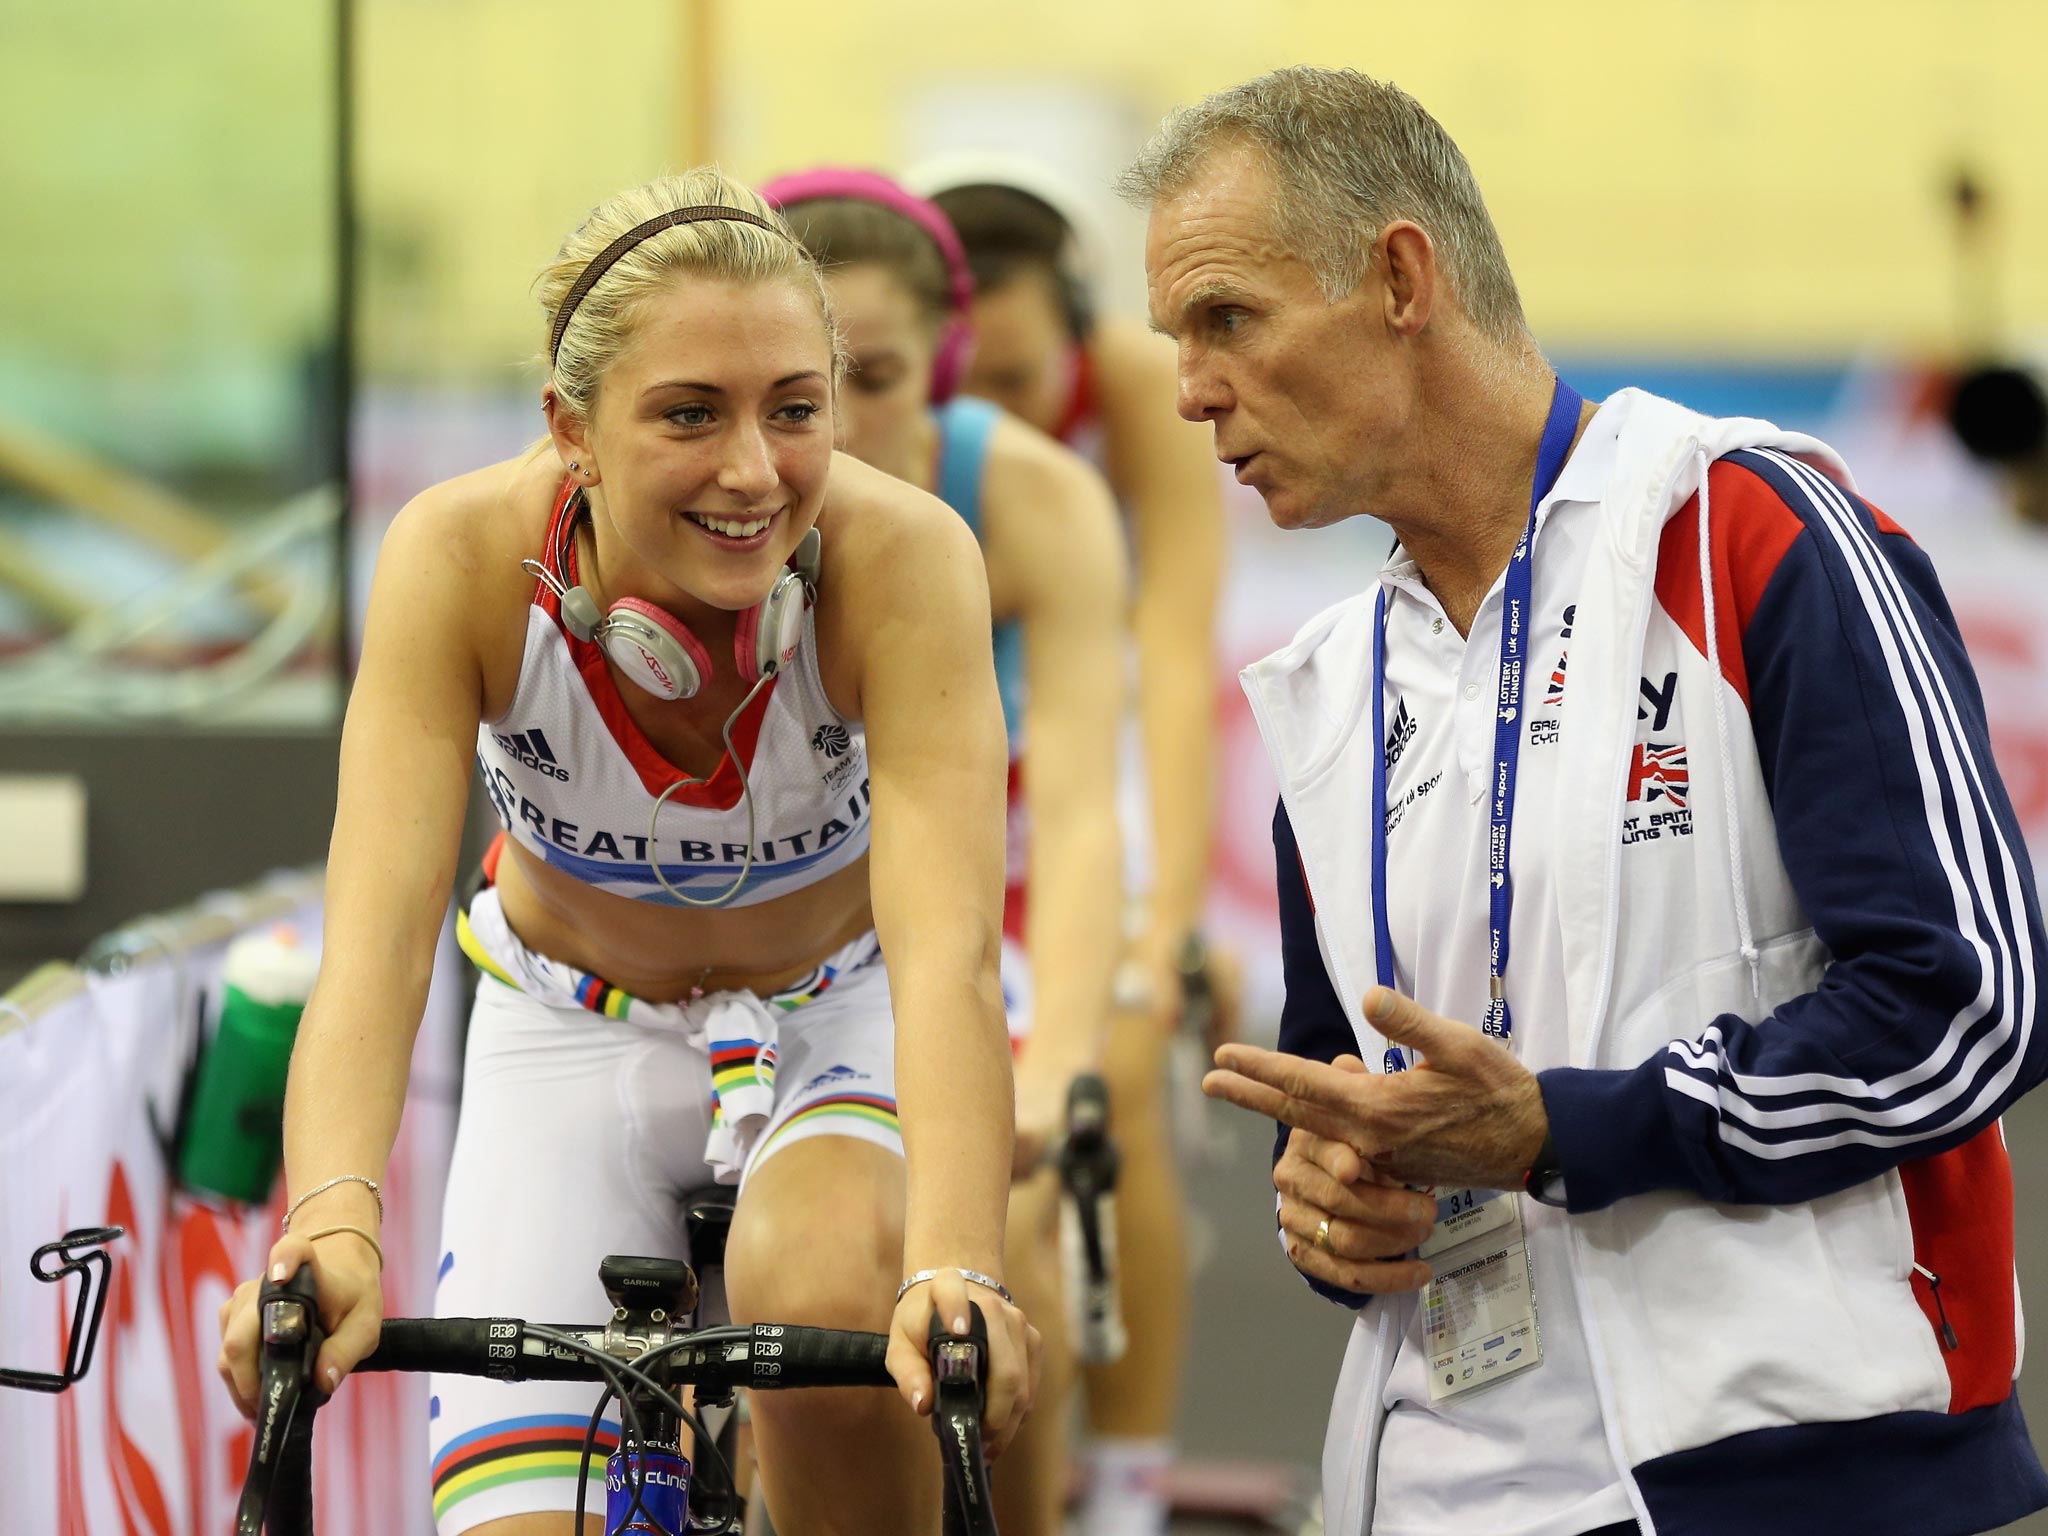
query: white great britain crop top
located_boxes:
[474,482,871,906]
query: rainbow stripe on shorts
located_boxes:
[431,1412,621,1522]
[759,1090,901,1157]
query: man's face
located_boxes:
[1145,141,1399,530]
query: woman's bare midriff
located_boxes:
[493,839,877,1000]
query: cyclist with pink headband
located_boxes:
[215,168,1038,1536]
[766,166,1127,1536]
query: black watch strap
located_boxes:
[1521,1126,1568,1208]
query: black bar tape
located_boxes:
[747,1324,891,1389]
[357,1318,527,1380]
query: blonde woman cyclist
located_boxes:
[766,167,1127,1536]
[217,169,1037,1536]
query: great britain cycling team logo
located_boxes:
[811,723,853,760]
[1543,603,1574,709]
[1543,653,1569,709]
[1628,742,1690,808]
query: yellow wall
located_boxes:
[717,0,2046,359]
[1,3,334,369]
[355,0,2045,376]
[355,0,689,383]
[10,1,2039,387]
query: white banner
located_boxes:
[0,902,462,1536]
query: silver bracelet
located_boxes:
[896,1267,1013,1306]
[283,1174,384,1233]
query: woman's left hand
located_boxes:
[885,1267,1042,1458]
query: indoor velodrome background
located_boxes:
[5,3,2048,1531]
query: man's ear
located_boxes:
[542,387,598,484]
[1376,221,1437,339]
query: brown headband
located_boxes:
[547,204,789,364]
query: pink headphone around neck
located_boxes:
[760,166,976,405]
[523,477,823,702]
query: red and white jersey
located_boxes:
[474,486,871,907]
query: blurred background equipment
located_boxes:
[0,868,465,1535]
[0,0,352,983]
[6,0,2048,1530]
[0,1227,123,1396]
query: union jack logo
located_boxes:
[1543,650,1568,708]
[1628,742,1689,807]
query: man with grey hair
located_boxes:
[1133,65,2048,1536]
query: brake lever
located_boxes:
[234,1263,325,1536]
[926,1303,992,1533]
[1056,1075,1127,1365]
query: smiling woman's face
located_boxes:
[575,274,838,612]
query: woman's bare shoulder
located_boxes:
[363,447,564,713]
[815,448,982,588]
[382,448,559,582]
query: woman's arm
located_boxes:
[221,480,495,1406]
[856,489,1013,1274]
[1097,321,1227,994]
[845,473,1037,1435]
[985,422,1129,1166]
[284,488,491,1226]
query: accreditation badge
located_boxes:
[1418,1190,1543,1403]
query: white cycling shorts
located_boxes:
[427,908,900,1533]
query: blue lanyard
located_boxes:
[1371,378,1583,1069]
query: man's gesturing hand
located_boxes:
[1275,1109,1435,1296]
[1204,987,1549,1191]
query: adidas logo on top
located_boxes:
[1384,699,1418,771]
[494,727,568,782]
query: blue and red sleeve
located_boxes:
[1272,799,1374,1309]
[1541,449,2048,1220]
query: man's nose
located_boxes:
[1176,347,1230,423]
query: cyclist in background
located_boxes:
[218,168,1037,1536]
[768,167,1127,1536]
[922,158,1227,1536]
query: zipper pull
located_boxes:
[1913,1262,1961,1351]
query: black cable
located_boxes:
[574,1382,618,1535]
[560,1355,657,1536]
[619,1333,742,1509]
[524,1324,734,1536]
[479,1330,657,1536]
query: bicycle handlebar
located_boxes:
[238,1262,998,1535]
[355,1314,892,1391]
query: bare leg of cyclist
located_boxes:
[991,1166,1071,1536]
[1078,1007,1186,1534]
[725,1136,942,1536]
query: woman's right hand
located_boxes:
[217,1229,386,1416]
